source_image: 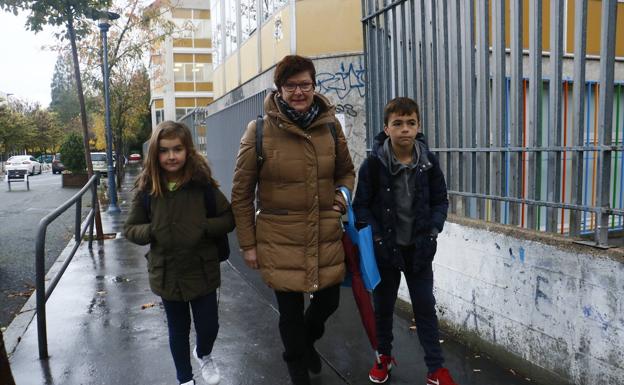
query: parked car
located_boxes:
[90,152,115,176]
[128,153,142,165]
[36,154,53,164]
[6,155,42,175]
[52,153,65,174]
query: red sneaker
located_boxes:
[368,354,396,383]
[427,367,458,385]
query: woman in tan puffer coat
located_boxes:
[231,55,355,385]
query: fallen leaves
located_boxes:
[7,289,34,298]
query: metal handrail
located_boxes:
[35,174,99,359]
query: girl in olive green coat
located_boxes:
[124,121,235,385]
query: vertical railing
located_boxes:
[595,0,618,245]
[509,0,524,227]
[361,0,622,247]
[570,0,589,238]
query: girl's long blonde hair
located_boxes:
[135,121,218,197]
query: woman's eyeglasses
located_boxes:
[282,82,315,93]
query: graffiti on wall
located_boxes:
[316,62,366,100]
[336,103,358,117]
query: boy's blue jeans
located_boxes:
[162,291,219,384]
[373,250,444,373]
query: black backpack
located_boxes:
[141,186,230,262]
[254,115,337,170]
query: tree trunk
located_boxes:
[67,9,103,239]
[0,330,16,385]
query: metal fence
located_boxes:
[180,90,268,196]
[361,0,622,247]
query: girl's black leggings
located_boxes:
[162,291,219,383]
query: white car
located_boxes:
[90,152,115,176]
[6,155,42,175]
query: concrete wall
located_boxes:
[408,217,624,385]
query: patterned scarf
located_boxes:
[276,95,321,129]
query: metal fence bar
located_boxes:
[409,0,422,103]
[595,0,618,245]
[510,0,524,226]
[36,175,98,359]
[448,190,608,213]
[447,0,463,214]
[492,0,505,224]
[362,0,372,149]
[546,0,564,232]
[391,2,399,96]
[403,2,411,97]
[418,0,429,133]
[461,0,476,217]
[476,0,489,220]
[384,0,392,105]
[439,0,452,196]
[432,145,620,152]
[370,0,381,147]
[429,0,439,148]
[528,0,543,230]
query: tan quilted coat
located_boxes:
[231,91,355,292]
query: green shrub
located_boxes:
[59,132,86,174]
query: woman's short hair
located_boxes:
[274,55,316,90]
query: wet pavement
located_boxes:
[6,168,535,385]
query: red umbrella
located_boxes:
[342,231,377,350]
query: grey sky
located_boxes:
[0,11,58,108]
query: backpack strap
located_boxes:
[255,115,264,171]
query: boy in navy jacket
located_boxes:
[353,97,457,385]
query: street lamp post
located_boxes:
[94,10,121,213]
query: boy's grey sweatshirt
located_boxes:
[379,138,421,246]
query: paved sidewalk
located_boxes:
[6,168,534,385]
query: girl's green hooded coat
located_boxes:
[124,180,235,301]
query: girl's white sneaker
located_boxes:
[193,347,220,385]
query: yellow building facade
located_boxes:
[210,0,363,97]
[149,0,215,129]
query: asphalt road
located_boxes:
[0,171,92,328]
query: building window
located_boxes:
[225,0,238,56]
[212,0,223,66]
[155,109,164,124]
[173,53,212,83]
[172,9,211,42]
[176,107,195,120]
[262,0,287,22]
[241,0,257,41]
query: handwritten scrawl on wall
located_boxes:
[316,62,366,100]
